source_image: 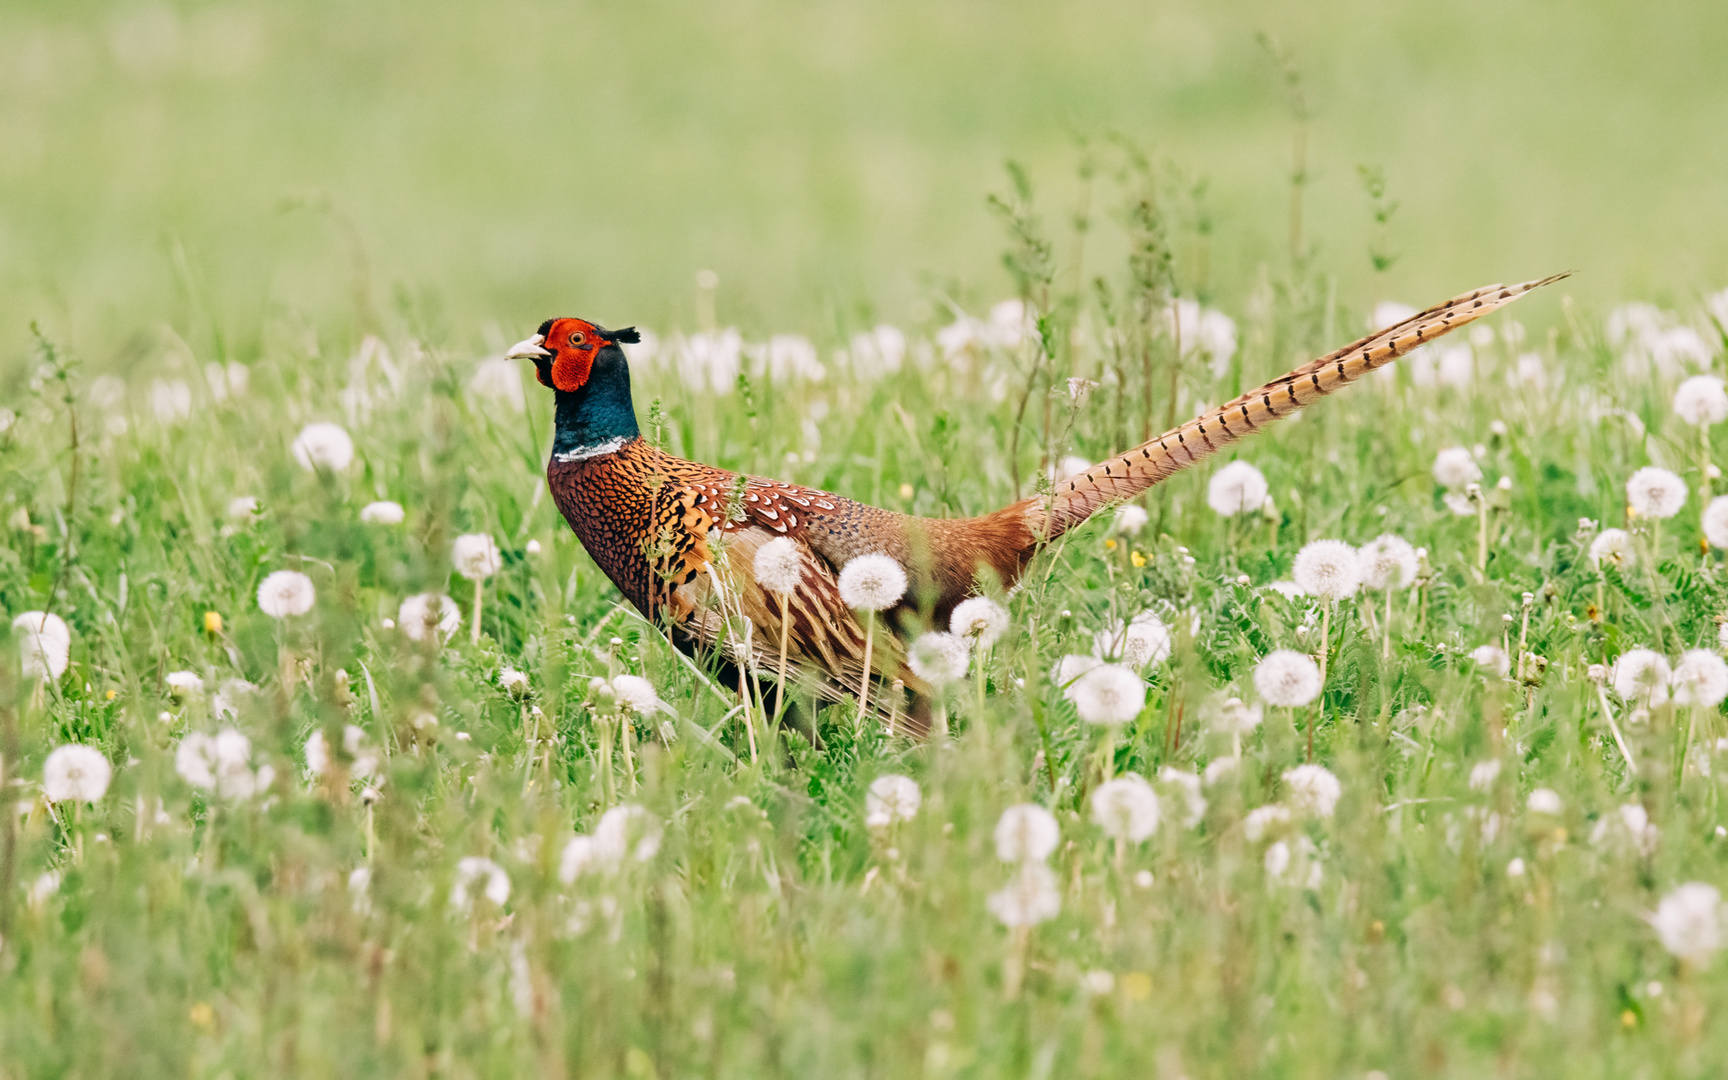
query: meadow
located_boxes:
[10,2,1728,1077]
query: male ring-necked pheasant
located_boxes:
[509,275,1564,724]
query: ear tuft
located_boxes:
[607,326,641,345]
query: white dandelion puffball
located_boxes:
[226,495,260,522]
[1253,650,1322,707]
[12,611,71,681]
[1674,375,1728,427]
[1070,664,1146,726]
[950,596,1010,646]
[1613,648,1673,706]
[42,744,111,803]
[908,632,971,686]
[451,856,511,913]
[497,667,530,696]
[1432,447,1482,489]
[987,862,1062,928]
[304,729,330,776]
[1527,788,1563,816]
[1626,467,1687,519]
[994,803,1061,863]
[1721,620,1728,651]
[1673,649,1728,708]
[1207,460,1269,516]
[1589,528,1635,570]
[291,422,354,472]
[1091,774,1160,843]
[257,570,315,618]
[1282,764,1342,818]
[1243,804,1292,842]
[559,835,596,883]
[1358,534,1419,590]
[212,679,256,721]
[398,593,461,643]
[1470,645,1511,678]
[1648,883,1724,967]
[865,774,922,828]
[609,675,667,717]
[1157,767,1207,828]
[452,533,502,581]
[164,670,203,697]
[1092,612,1171,668]
[593,804,663,865]
[176,729,272,799]
[1468,759,1502,792]
[837,553,907,612]
[1051,455,1091,483]
[1292,539,1361,600]
[1704,497,1728,550]
[1053,654,1103,692]
[752,536,804,595]
[469,356,526,412]
[1213,696,1263,735]
[360,500,405,525]
[1113,504,1149,535]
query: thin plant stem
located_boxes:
[1382,588,1394,661]
[470,580,484,645]
[856,612,876,732]
[1596,685,1638,775]
[774,594,791,725]
[622,713,638,792]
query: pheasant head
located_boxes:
[509,318,641,392]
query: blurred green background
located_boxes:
[4,0,1726,362]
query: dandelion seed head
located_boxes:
[1468,759,1502,791]
[609,675,666,717]
[836,553,907,612]
[1626,467,1687,519]
[1207,460,1269,517]
[1112,504,1149,535]
[1091,774,1160,843]
[1091,612,1171,669]
[1292,539,1361,600]
[256,570,315,618]
[304,729,329,776]
[994,803,1060,863]
[452,533,502,581]
[987,862,1061,927]
[1470,644,1511,678]
[593,804,663,865]
[1673,649,1728,707]
[1157,767,1207,828]
[1704,497,1728,550]
[164,670,203,696]
[42,744,111,803]
[1282,764,1342,818]
[908,632,971,686]
[1613,648,1673,706]
[1589,527,1635,569]
[1674,375,1728,427]
[1253,650,1322,707]
[1648,883,1723,966]
[451,856,510,913]
[1527,788,1563,816]
[950,596,1010,647]
[498,668,530,696]
[1433,447,1481,489]
[360,500,405,525]
[226,495,260,522]
[469,357,526,412]
[865,774,921,828]
[398,593,461,643]
[12,612,70,682]
[291,422,354,472]
[1052,654,1102,693]
[559,835,596,883]
[752,537,804,595]
[1070,664,1145,726]
[1243,804,1293,842]
[1358,534,1419,590]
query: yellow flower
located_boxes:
[1121,971,1152,1000]
[203,611,223,635]
[1104,538,1118,551]
[1130,551,1147,568]
[104,689,117,701]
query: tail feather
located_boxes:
[1026,273,1570,538]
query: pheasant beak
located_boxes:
[506,334,552,360]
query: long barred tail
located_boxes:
[1025,273,1571,538]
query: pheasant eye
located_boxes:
[569,331,586,347]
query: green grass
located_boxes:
[7,2,1728,1075]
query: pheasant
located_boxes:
[508,275,1565,725]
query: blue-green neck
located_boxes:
[551,348,640,461]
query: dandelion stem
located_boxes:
[622,713,638,792]
[856,613,876,733]
[470,580,483,645]
[1382,588,1394,661]
[774,594,791,727]
[1596,685,1638,775]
